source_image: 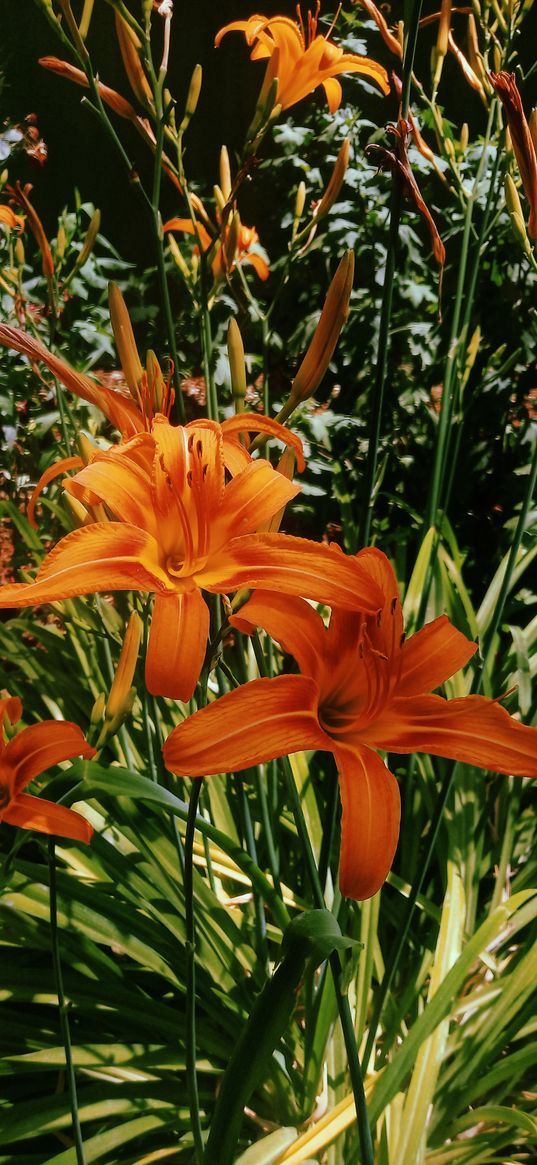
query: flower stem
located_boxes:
[281,756,374,1165]
[48,839,86,1165]
[358,0,424,548]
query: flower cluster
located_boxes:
[1,8,536,902]
[1,285,537,892]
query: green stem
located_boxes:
[281,756,374,1165]
[425,99,497,531]
[48,840,86,1165]
[358,0,424,548]
[184,777,205,1163]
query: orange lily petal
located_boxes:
[3,793,93,843]
[199,534,383,613]
[364,694,537,776]
[163,675,329,775]
[355,547,403,663]
[229,591,326,681]
[145,590,210,701]
[0,325,142,437]
[68,453,158,538]
[215,460,299,542]
[28,455,83,529]
[163,217,213,251]
[0,205,24,231]
[398,615,477,696]
[0,522,169,607]
[242,251,270,280]
[322,76,342,112]
[335,743,401,900]
[6,720,95,794]
[221,413,305,473]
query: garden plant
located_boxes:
[1,1,537,1163]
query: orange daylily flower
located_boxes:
[0,205,24,232]
[0,417,383,701]
[164,209,269,282]
[0,694,94,843]
[216,4,390,113]
[163,549,537,900]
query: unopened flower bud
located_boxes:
[63,491,90,528]
[180,63,202,131]
[280,251,354,418]
[227,317,247,411]
[504,174,532,255]
[78,432,97,466]
[115,12,153,109]
[219,145,232,201]
[167,232,191,280]
[108,282,144,407]
[91,692,106,726]
[71,209,101,275]
[294,180,307,223]
[103,611,142,734]
[459,122,469,153]
[146,350,166,412]
[15,238,25,267]
[222,211,240,274]
[245,47,280,145]
[315,138,350,220]
[213,185,227,215]
[56,223,67,260]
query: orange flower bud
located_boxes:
[66,209,100,281]
[108,282,144,405]
[355,0,402,58]
[432,0,452,90]
[102,611,142,738]
[284,251,354,413]
[448,32,486,100]
[39,57,137,121]
[115,13,153,109]
[315,138,350,220]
